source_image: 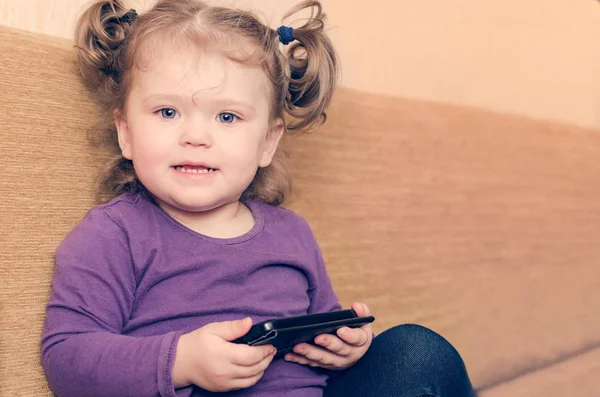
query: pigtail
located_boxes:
[281,1,339,132]
[74,0,135,105]
[74,0,141,204]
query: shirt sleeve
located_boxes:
[41,208,190,397]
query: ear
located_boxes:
[114,109,133,160]
[258,118,284,168]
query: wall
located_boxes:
[327,0,600,129]
[1,0,599,127]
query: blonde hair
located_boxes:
[75,0,339,205]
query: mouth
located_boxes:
[172,164,218,174]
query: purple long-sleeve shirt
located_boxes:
[41,192,341,397]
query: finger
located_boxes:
[229,372,265,390]
[230,344,277,366]
[232,350,275,379]
[314,334,352,357]
[209,317,253,341]
[351,302,373,334]
[284,352,321,368]
[337,326,370,347]
[292,343,341,367]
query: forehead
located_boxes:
[130,43,270,103]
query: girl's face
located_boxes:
[115,47,283,217]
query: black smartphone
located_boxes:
[233,309,375,355]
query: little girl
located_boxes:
[41,1,476,396]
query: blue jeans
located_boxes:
[324,324,476,397]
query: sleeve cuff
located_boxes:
[157,331,193,397]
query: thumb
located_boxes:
[352,302,371,317]
[209,317,253,341]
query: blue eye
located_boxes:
[158,108,179,119]
[217,112,238,124]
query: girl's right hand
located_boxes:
[172,317,277,392]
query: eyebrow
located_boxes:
[141,94,257,116]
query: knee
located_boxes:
[372,324,469,376]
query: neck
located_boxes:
[155,198,254,238]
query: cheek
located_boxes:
[224,133,264,163]
[131,128,172,164]
[132,141,166,167]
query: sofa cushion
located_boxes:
[478,346,600,397]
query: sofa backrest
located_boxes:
[2,25,600,395]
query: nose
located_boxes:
[179,118,213,148]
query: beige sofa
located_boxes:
[1,25,599,396]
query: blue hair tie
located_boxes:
[277,26,295,45]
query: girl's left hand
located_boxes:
[284,302,373,370]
